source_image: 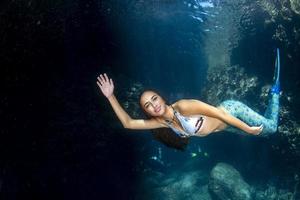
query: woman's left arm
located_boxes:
[177,99,263,135]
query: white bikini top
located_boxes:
[165,105,205,138]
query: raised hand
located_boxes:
[97,73,114,99]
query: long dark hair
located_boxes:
[139,90,190,151]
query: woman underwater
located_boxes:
[97,49,281,150]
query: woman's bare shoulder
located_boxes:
[172,99,207,115]
[170,100,180,109]
[171,99,195,112]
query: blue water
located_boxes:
[1,0,300,199]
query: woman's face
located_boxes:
[140,91,166,117]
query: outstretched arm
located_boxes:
[97,73,166,130]
[177,99,263,135]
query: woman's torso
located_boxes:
[159,103,227,137]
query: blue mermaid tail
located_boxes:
[271,48,280,94]
[219,48,281,136]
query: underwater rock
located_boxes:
[140,170,211,200]
[258,0,282,20]
[291,0,300,14]
[273,24,289,44]
[158,171,211,200]
[258,0,300,46]
[208,163,252,200]
[239,3,268,36]
[202,65,258,106]
[259,85,300,156]
[254,185,295,200]
[122,82,144,118]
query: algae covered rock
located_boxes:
[202,65,258,106]
[137,170,212,200]
[290,0,300,14]
[209,163,252,200]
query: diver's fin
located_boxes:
[271,48,280,94]
[274,48,280,84]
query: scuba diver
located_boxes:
[96,49,281,150]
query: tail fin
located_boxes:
[271,48,280,94]
[274,48,280,85]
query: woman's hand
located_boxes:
[97,73,114,99]
[248,125,263,135]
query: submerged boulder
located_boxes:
[291,0,300,14]
[138,170,212,200]
[208,163,252,200]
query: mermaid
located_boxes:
[96,49,281,149]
